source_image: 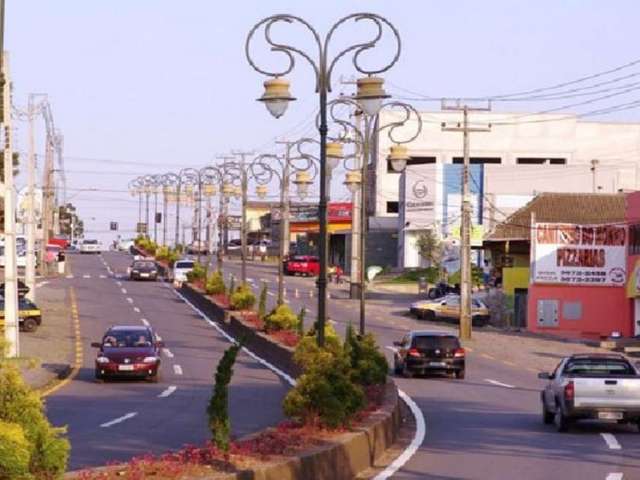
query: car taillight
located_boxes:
[564,381,575,402]
[454,348,465,358]
[408,348,421,358]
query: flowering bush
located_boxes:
[186,262,207,283]
[204,271,225,295]
[229,283,256,311]
[265,304,299,332]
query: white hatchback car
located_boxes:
[79,239,103,254]
[172,259,194,286]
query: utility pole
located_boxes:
[40,133,54,275]
[153,187,158,244]
[232,150,255,284]
[162,185,168,246]
[591,159,599,193]
[274,140,295,305]
[2,46,20,358]
[216,154,235,272]
[441,100,491,341]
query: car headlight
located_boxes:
[142,356,158,364]
[132,270,139,273]
[96,356,110,364]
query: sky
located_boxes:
[6,0,640,243]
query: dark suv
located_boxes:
[91,325,163,382]
[128,260,158,281]
[393,331,465,379]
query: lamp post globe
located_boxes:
[256,185,268,199]
[344,170,361,194]
[388,144,410,173]
[355,76,390,117]
[257,77,296,119]
[326,141,343,170]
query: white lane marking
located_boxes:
[121,288,127,294]
[247,277,254,282]
[601,433,622,450]
[141,318,150,326]
[167,284,296,386]
[83,274,91,279]
[606,474,623,480]
[66,274,74,279]
[99,274,107,279]
[385,346,398,353]
[164,349,174,358]
[126,297,133,303]
[156,335,163,341]
[373,389,426,480]
[116,281,122,287]
[173,365,183,375]
[100,412,137,428]
[36,281,49,288]
[158,385,177,398]
[485,379,515,389]
[133,307,140,313]
[267,292,275,297]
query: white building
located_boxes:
[371,110,640,268]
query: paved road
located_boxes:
[44,252,288,470]
[221,259,640,480]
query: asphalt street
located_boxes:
[44,252,288,470]
[220,259,640,480]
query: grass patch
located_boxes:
[385,268,439,284]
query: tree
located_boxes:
[415,229,442,267]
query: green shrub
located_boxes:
[265,304,299,332]
[344,324,388,386]
[258,283,267,320]
[207,343,241,452]
[390,267,439,284]
[305,320,339,341]
[229,283,256,310]
[205,271,226,295]
[283,338,364,428]
[0,421,30,478]
[297,307,306,336]
[228,275,235,296]
[0,364,70,478]
[186,262,207,283]
[448,266,483,287]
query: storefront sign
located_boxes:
[271,203,352,223]
[532,222,627,286]
[401,166,436,230]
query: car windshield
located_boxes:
[412,335,460,350]
[133,261,155,269]
[175,261,194,269]
[103,330,152,348]
[563,358,635,376]
[84,240,98,245]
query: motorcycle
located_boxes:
[427,282,460,299]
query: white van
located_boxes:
[172,259,194,286]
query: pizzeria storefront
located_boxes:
[527,221,631,341]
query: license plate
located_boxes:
[598,411,623,420]
[429,362,446,367]
[141,273,149,277]
[118,365,134,371]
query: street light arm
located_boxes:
[324,13,401,90]
[377,101,423,144]
[246,15,322,91]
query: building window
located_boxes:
[387,156,436,173]
[386,201,399,214]
[516,157,567,165]
[452,157,501,164]
[630,224,640,255]
[562,301,582,321]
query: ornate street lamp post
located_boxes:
[333,98,422,335]
[250,149,317,304]
[246,13,400,346]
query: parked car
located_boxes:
[48,237,70,249]
[393,330,466,379]
[186,240,208,254]
[0,297,42,332]
[127,260,158,281]
[172,259,194,284]
[226,239,242,251]
[539,353,640,432]
[79,239,102,254]
[409,294,490,326]
[284,255,320,276]
[45,244,62,263]
[91,325,163,382]
[0,280,30,298]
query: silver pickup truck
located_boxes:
[538,353,640,432]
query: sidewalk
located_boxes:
[15,277,76,392]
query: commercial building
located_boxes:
[371,110,640,268]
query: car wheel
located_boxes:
[22,318,38,333]
[554,404,569,432]
[455,369,465,380]
[542,401,554,424]
[424,310,436,321]
[94,372,105,383]
[147,373,159,383]
[393,358,403,375]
